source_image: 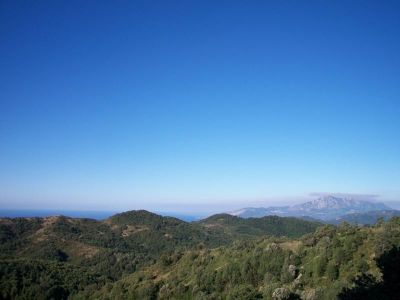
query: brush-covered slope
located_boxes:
[0,211,320,267]
[104,210,226,256]
[0,211,217,271]
[0,211,211,299]
[0,211,213,292]
[0,210,323,299]
[81,217,400,300]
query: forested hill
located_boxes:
[198,214,323,239]
[78,217,400,300]
[0,210,320,299]
[1,211,399,299]
[0,211,320,266]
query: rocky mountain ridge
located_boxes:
[228,195,392,221]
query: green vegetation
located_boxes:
[0,259,106,300]
[198,214,322,240]
[1,211,400,299]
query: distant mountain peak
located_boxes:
[228,195,391,221]
[295,195,389,210]
[294,195,373,210]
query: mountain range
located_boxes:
[0,210,320,271]
[228,195,395,222]
[0,210,322,299]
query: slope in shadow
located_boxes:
[338,246,400,299]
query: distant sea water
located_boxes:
[0,209,203,222]
[157,212,203,222]
[0,209,117,220]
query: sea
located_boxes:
[0,209,202,222]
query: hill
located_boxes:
[331,209,400,225]
[0,210,322,299]
[0,211,205,287]
[198,213,322,239]
[2,210,400,299]
[78,217,400,300]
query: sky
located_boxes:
[0,1,399,214]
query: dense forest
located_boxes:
[0,210,399,299]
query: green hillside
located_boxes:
[79,218,400,300]
[1,211,399,299]
[198,214,322,239]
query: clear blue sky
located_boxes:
[0,1,399,213]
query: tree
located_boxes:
[338,247,400,300]
[326,261,339,281]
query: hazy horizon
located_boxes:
[1,192,400,217]
[1,1,399,213]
